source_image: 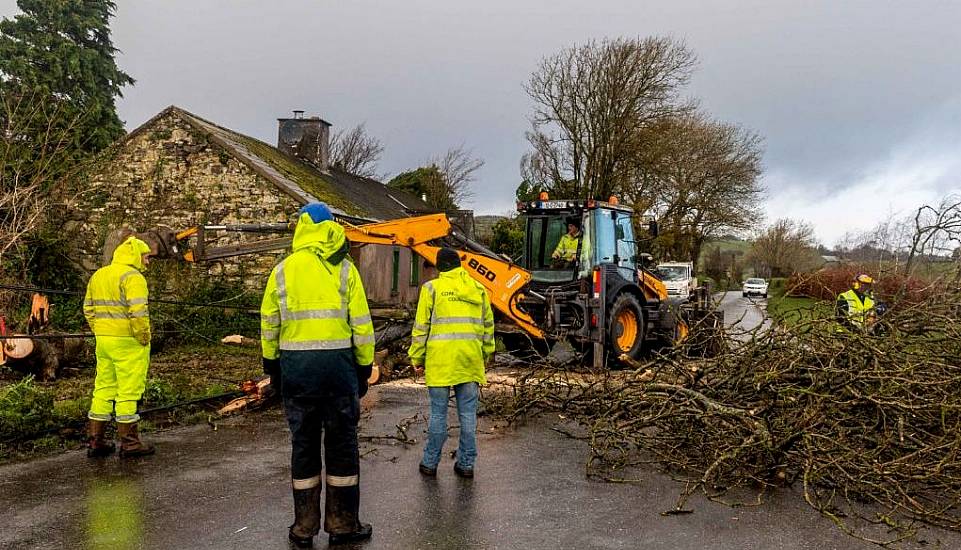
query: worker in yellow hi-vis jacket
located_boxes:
[409,248,495,479]
[84,236,154,459]
[261,202,375,548]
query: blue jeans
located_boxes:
[422,382,479,470]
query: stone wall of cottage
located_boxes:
[68,111,301,292]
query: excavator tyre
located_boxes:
[608,293,645,366]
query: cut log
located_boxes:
[221,334,258,347]
[3,335,34,359]
[375,322,413,348]
[4,336,57,381]
[3,334,89,381]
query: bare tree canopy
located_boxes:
[905,194,961,275]
[519,37,764,266]
[830,195,961,277]
[434,145,483,207]
[523,36,697,200]
[639,112,765,267]
[747,218,822,278]
[328,123,384,179]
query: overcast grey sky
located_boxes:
[3,0,960,245]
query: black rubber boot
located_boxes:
[325,484,371,545]
[454,463,474,479]
[328,523,372,546]
[86,419,116,458]
[289,485,321,548]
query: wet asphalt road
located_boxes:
[715,290,771,337]
[2,383,957,550]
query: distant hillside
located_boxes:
[698,238,750,265]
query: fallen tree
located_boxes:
[487,280,961,546]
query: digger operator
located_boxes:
[260,202,375,548]
[836,274,878,331]
[551,218,581,267]
[83,236,155,459]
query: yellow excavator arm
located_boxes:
[342,214,543,338]
[142,213,543,339]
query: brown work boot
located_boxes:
[117,422,155,458]
[86,419,116,458]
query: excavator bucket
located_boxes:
[102,227,183,263]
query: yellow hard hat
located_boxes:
[853,274,874,290]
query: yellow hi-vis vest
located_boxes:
[838,289,875,328]
[260,216,375,367]
[408,267,495,387]
[552,233,580,261]
[83,237,151,344]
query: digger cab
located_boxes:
[518,196,644,284]
[515,195,672,364]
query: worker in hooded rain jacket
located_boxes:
[260,202,375,548]
[84,235,155,459]
[409,248,495,478]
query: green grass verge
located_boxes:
[766,295,834,328]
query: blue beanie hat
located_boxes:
[298,202,333,223]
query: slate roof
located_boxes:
[125,106,433,222]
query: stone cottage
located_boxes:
[70,105,443,305]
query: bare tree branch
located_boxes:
[329,123,384,179]
[433,145,483,207]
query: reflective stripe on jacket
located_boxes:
[260,215,374,367]
[552,233,579,261]
[408,267,495,387]
[838,289,875,328]
[83,237,151,343]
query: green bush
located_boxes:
[489,217,525,261]
[0,378,64,440]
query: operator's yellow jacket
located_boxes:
[408,267,495,387]
[552,233,580,261]
[84,236,152,423]
[260,214,375,368]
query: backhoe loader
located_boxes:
[131,195,719,367]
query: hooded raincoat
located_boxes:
[84,236,152,423]
[409,266,495,387]
[260,213,375,397]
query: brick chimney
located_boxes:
[277,110,332,171]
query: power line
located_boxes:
[0,283,259,311]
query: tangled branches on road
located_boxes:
[488,284,961,545]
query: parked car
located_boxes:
[742,278,769,298]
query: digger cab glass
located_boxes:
[524,214,581,282]
[588,209,637,280]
